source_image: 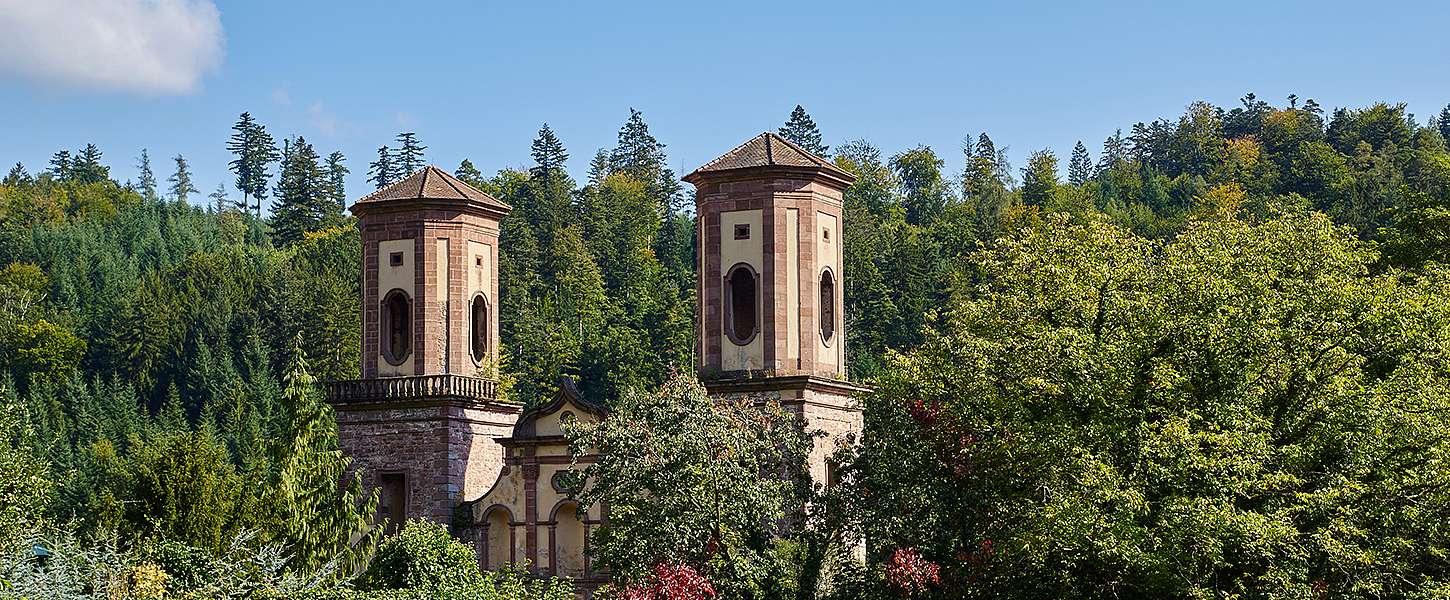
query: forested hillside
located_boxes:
[2,95,1449,597]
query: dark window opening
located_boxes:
[475,256,483,267]
[724,264,758,345]
[823,228,830,241]
[470,294,489,364]
[383,289,412,365]
[379,473,406,535]
[820,270,836,344]
[734,223,750,240]
[389,251,403,267]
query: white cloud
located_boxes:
[271,87,291,106]
[0,0,224,95]
[308,101,339,136]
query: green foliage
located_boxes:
[565,372,814,598]
[354,520,572,599]
[264,335,379,575]
[0,382,51,545]
[850,213,1450,598]
[271,137,343,247]
[779,105,829,157]
[356,519,481,591]
[227,111,281,216]
[394,133,426,175]
[168,154,198,205]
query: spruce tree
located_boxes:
[267,334,380,575]
[531,123,570,180]
[778,104,829,156]
[1439,104,1450,147]
[367,146,395,190]
[270,137,327,246]
[3,162,28,186]
[454,159,483,188]
[136,149,158,201]
[1097,129,1128,174]
[168,154,199,204]
[528,124,574,228]
[227,112,280,218]
[1021,149,1059,205]
[71,143,108,184]
[394,132,426,175]
[609,108,666,181]
[587,149,610,185]
[208,183,229,213]
[324,150,348,218]
[1069,141,1093,186]
[48,150,72,181]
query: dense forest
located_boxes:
[2,94,1450,598]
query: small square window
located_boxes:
[475,256,483,267]
[389,252,403,267]
[823,228,830,242]
[734,224,750,240]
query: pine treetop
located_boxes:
[395,132,426,175]
[778,104,829,157]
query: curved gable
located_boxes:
[511,377,607,439]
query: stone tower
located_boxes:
[682,133,867,484]
[328,166,522,528]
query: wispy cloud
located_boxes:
[0,0,224,95]
[271,88,292,106]
[308,101,340,136]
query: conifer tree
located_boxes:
[778,104,829,156]
[71,144,108,184]
[48,150,72,181]
[227,112,280,218]
[168,154,198,204]
[587,149,610,185]
[454,159,483,188]
[1069,141,1093,186]
[3,162,28,186]
[1439,104,1450,147]
[208,183,229,213]
[1097,129,1128,174]
[136,149,158,202]
[394,132,426,175]
[1021,149,1059,205]
[528,124,573,228]
[609,108,666,181]
[324,150,348,217]
[367,146,395,190]
[267,334,380,575]
[271,137,327,246]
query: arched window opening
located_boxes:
[551,501,587,577]
[484,507,512,570]
[724,264,758,345]
[382,289,412,365]
[820,269,836,344]
[470,295,489,364]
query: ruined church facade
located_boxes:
[328,132,863,586]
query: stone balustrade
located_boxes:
[326,373,502,405]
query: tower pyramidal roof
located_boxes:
[352,165,512,213]
[683,132,854,184]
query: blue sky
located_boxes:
[2,0,1448,207]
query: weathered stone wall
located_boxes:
[336,403,517,524]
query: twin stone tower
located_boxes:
[327,132,866,577]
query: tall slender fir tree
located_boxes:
[227,112,280,218]
[394,132,426,175]
[169,154,198,204]
[367,146,395,190]
[779,104,829,156]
